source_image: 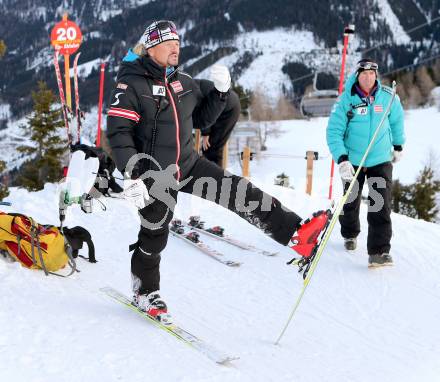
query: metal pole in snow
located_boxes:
[96,61,106,147]
[328,24,355,200]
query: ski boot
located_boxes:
[133,290,173,325]
[288,210,332,278]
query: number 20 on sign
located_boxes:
[50,15,82,55]
[50,14,82,110]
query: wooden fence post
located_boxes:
[305,150,315,195]
[242,146,251,178]
[221,141,229,169]
[194,130,201,154]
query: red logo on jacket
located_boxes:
[374,104,383,113]
[170,81,183,93]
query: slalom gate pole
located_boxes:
[96,61,106,147]
[73,52,81,144]
[328,24,355,200]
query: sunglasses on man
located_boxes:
[147,20,178,41]
[357,61,378,71]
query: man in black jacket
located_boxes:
[195,79,241,167]
[107,20,329,324]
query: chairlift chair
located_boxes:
[300,72,339,117]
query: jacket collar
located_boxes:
[353,82,378,103]
[118,55,179,82]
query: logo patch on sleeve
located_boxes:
[117,83,128,90]
[170,80,183,93]
[111,92,124,106]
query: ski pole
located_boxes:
[275,81,397,345]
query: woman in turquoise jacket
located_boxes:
[326,58,405,268]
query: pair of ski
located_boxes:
[169,217,278,267]
[53,49,83,146]
[100,287,238,365]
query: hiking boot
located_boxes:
[133,290,173,325]
[368,253,393,268]
[344,237,357,251]
[289,210,331,258]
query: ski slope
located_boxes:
[2,109,440,381]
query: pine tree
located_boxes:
[0,40,5,58]
[0,160,9,201]
[392,166,440,222]
[415,66,436,101]
[0,39,8,200]
[411,166,440,222]
[391,179,413,217]
[17,81,67,191]
[232,83,251,119]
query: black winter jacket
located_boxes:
[194,79,240,136]
[106,55,228,180]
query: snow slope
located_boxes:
[1,109,440,381]
[376,0,411,45]
[196,28,325,102]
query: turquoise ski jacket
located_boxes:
[326,74,405,167]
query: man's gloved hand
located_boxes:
[210,65,231,93]
[123,178,149,209]
[392,145,403,163]
[338,161,355,182]
[392,150,403,163]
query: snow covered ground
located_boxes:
[2,106,440,381]
[228,106,440,193]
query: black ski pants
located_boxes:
[131,156,302,295]
[201,91,240,166]
[340,161,393,255]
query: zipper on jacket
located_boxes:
[164,73,181,182]
[144,103,161,189]
[369,97,373,148]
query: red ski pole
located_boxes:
[73,52,81,144]
[328,24,355,200]
[96,61,106,147]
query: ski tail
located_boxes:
[54,49,72,145]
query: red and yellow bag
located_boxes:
[0,212,75,276]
